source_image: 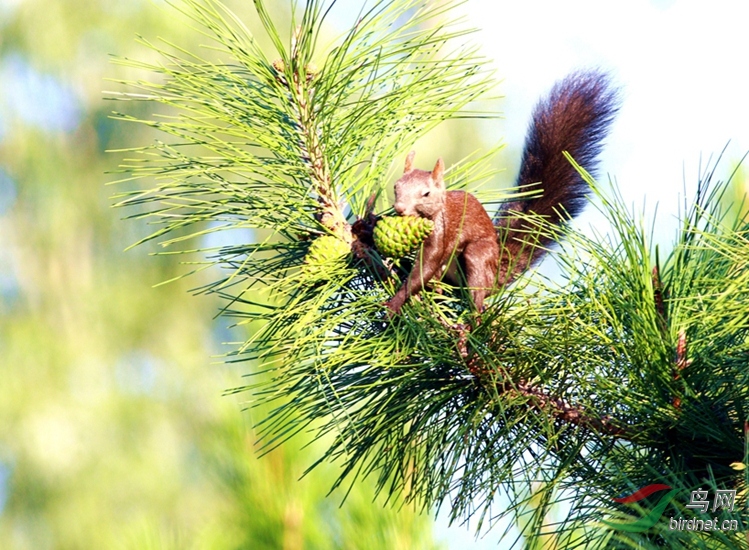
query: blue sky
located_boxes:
[468,0,749,231]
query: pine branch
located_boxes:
[499,377,627,438]
[460,323,630,440]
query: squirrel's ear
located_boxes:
[404,150,416,173]
[432,158,445,182]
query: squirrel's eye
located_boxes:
[422,191,430,197]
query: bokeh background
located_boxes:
[1,1,747,549]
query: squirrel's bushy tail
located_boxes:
[495,70,620,285]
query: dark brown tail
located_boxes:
[495,70,620,285]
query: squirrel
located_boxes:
[384,70,620,315]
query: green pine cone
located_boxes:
[305,235,350,275]
[373,215,434,258]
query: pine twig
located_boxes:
[652,264,668,333]
[672,328,691,409]
[272,38,351,243]
[507,379,627,438]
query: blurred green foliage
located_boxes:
[0,0,452,547]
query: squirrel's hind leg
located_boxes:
[463,238,499,312]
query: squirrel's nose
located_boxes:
[393,203,405,215]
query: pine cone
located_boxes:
[373,216,434,258]
[304,235,350,275]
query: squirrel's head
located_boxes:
[393,151,446,219]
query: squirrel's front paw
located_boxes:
[384,302,398,318]
[384,298,402,318]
